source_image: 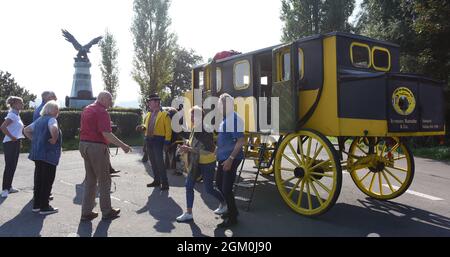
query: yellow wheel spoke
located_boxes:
[393,155,407,161]
[280,167,295,172]
[378,172,383,195]
[310,145,324,166]
[381,171,395,193]
[298,136,305,163]
[390,142,400,153]
[380,144,387,157]
[310,159,331,171]
[288,142,302,166]
[287,178,302,199]
[310,176,331,193]
[310,172,333,178]
[309,179,324,205]
[356,144,368,155]
[297,179,305,207]
[282,153,299,167]
[281,175,297,185]
[387,165,408,173]
[306,180,313,210]
[369,172,376,192]
[306,137,312,158]
[384,168,403,184]
[358,170,371,183]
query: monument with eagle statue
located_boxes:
[62,29,102,108]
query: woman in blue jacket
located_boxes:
[24,100,62,215]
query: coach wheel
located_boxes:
[347,137,414,200]
[274,129,342,216]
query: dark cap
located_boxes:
[147,94,161,101]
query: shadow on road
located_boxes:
[0,200,45,236]
[77,220,93,237]
[136,188,183,233]
[0,197,5,206]
[141,160,185,188]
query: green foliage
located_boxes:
[0,70,37,110]
[356,0,450,83]
[163,46,203,106]
[0,109,142,141]
[99,30,120,103]
[280,0,355,42]
[131,0,175,108]
[110,112,141,137]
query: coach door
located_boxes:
[272,44,298,133]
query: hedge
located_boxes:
[0,109,142,141]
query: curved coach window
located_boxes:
[350,42,371,68]
[234,60,251,90]
[372,46,391,71]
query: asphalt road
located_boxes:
[0,147,449,237]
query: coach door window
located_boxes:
[216,67,222,92]
[372,46,391,71]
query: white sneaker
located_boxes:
[32,208,40,213]
[9,188,19,194]
[214,203,228,215]
[176,212,193,222]
[1,190,8,198]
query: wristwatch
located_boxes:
[229,155,235,160]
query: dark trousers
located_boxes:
[33,160,56,209]
[146,138,168,185]
[2,140,21,191]
[216,159,242,219]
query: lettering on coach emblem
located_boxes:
[392,87,416,116]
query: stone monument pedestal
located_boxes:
[66,61,96,108]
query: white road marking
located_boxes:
[111,196,121,202]
[383,184,444,201]
[59,180,75,186]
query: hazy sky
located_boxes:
[0,0,361,107]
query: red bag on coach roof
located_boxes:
[213,50,241,61]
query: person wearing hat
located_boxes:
[136,94,172,190]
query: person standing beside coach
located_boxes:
[78,91,132,221]
[136,94,172,191]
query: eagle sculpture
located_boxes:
[62,29,103,62]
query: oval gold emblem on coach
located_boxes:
[392,87,416,115]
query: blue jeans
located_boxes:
[185,162,224,209]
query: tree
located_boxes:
[131,0,175,108]
[99,30,120,104]
[162,46,202,106]
[0,70,36,110]
[356,0,450,83]
[280,0,355,42]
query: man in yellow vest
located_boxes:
[136,94,172,190]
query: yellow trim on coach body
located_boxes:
[372,46,391,72]
[350,42,372,69]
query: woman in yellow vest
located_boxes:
[136,94,172,190]
[176,106,225,222]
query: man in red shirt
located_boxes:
[78,91,132,221]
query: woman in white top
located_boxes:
[1,96,25,198]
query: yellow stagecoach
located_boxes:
[184,32,446,216]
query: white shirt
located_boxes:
[2,111,25,143]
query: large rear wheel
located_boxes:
[347,137,414,200]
